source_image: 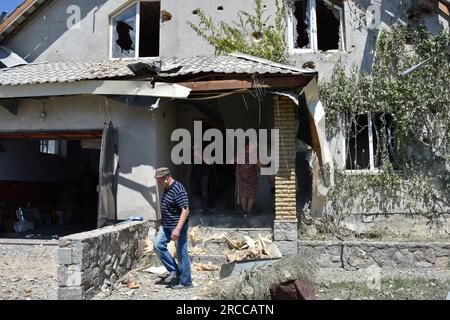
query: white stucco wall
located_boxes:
[4,0,448,79]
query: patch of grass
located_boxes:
[316,277,450,300]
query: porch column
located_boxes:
[273,96,298,255]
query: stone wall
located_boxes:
[57,221,154,300]
[298,241,450,271]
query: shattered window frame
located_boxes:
[109,0,160,59]
[288,0,345,53]
[110,2,137,59]
[343,113,396,173]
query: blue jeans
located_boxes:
[154,223,192,286]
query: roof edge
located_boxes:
[0,0,51,43]
[229,52,317,74]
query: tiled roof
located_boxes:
[0,54,314,86]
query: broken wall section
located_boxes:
[57,220,153,300]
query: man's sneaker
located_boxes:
[171,283,193,290]
[164,272,179,284]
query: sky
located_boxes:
[1,0,24,17]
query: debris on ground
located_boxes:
[259,234,282,258]
[189,246,207,255]
[192,262,220,271]
[203,253,317,300]
[143,266,167,275]
[126,281,140,289]
[223,233,281,262]
[121,278,140,289]
[224,235,243,250]
[188,226,203,243]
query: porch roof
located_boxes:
[0,53,315,87]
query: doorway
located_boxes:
[0,130,104,239]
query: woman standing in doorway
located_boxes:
[236,142,259,218]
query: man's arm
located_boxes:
[171,207,189,241]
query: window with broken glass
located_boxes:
[289,0,345,52]
[110,0,160,59]
[344,113,396,171]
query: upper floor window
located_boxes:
[110,0,160,59]
[289,0,345,53]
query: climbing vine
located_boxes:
[320,24,450,230]
[187,0,291,63]
[187,0,449,234]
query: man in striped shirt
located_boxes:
[154,167,192,289]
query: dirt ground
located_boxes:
[92,267,220,300]
[92,263,450,300]
[1,242,448,300]
[0,243,58,300]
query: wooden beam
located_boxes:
[0,130,103,140]
[0,0,52,43]
[179,76,313,92]
[0,0,36,34]
[438,1,450,15]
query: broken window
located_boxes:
[316,0,341,51]
[110,1,160,59]
[345,113,396,171]
[111,4,137,58]
[291,0,344,51]
[293,0,311,49]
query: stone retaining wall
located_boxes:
[298,241,450,271]
[57,221,154,300]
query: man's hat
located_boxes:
[155,167,170,178]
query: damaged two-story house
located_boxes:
[0,0,448,254]
[0,0,337,254]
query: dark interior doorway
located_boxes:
[0,133,102,239]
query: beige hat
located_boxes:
[155,167,170,178]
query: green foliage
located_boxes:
[187,0,290,63]
[320,24,450,226]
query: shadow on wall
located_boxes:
[358,0,445,72]
[117,175,157,215]
[10,0,108,62]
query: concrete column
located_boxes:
[273,96,298,255]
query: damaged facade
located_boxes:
[0,0,449,254]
